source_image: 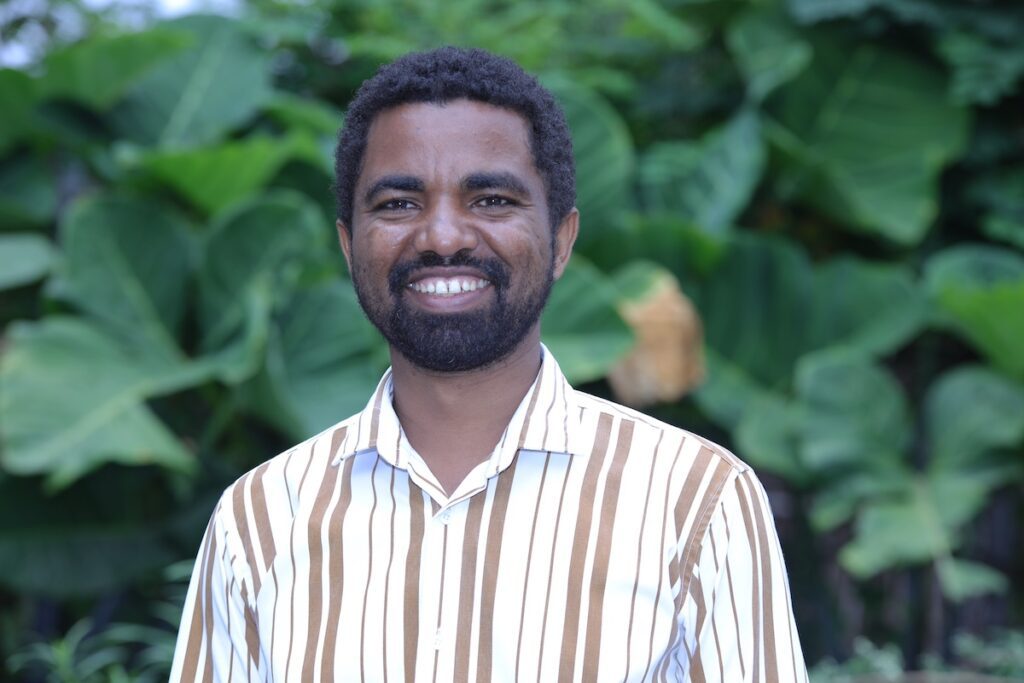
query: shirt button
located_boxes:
[439,509,452,525]
[434,629,442,650]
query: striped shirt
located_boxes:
[170,348,808,682]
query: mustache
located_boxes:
[388,250,511,295]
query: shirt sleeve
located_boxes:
[169,500,260,682]
[680,468,809,682]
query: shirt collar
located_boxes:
[331,344,590,465]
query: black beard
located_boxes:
[353,250,553,372]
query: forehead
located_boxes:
[358,100,539,186]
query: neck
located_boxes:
[388,328,543,494]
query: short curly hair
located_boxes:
[333,46,575,233]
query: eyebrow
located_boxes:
[462,172,531,196]
[363,175,425,205]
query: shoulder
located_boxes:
[571,387,749,475]
[212,412,361,553]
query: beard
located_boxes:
[352,250,554,373]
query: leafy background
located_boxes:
[1,0,1023,679]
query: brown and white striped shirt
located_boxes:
[170,349,808,682]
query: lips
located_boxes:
[388,253,510,296]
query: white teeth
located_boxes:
[408,278,490,296]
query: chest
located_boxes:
[255,452,688,681]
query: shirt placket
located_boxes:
[415,498,468,682]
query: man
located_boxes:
[171,47,808,682]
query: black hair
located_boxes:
[333,46,575,233]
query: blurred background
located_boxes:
[2,0,1023,680]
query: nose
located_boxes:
[412,197,479,256]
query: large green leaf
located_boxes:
[925,245,1024,379]
[109,15,272,148]
[925,365,1024,468]
[937,558,1008,602]
[0,234,55,291]
[138,134,325,214]
[638,110,765,235]
[736,346,912,490]
[542,256,633,384]
[246,282,385,440]
[544,78,635,242]
[49,194,193,357]
[937,31,1024,106]
[197,192,324,353]
[839,480,950,578]
[726,8,812,101]
[0,156,57,228]
[0,318,199,488]
[39,28,192,110]
[794,349,910,471]
[698,235,814,390]
[0,69,37,154]
[734,392,809,483]
[809,257,927,356]
[768,38,969,245]
[840,467,1011,586]
[263,93,343,137]
[695,235,925,433]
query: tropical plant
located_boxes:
[1,0,1022,673]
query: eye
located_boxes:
[376,198,417,211]
[475,195,516,209]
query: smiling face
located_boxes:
[338,99,578,373]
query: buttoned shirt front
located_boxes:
[170,348,808,682]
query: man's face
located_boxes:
[338,99,577,372]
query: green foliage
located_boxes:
[0,234,55,290]
[2,0,1023,672]
[768,38,970,245]
[925,246,1024,379]
[109,16,273,148]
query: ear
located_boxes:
[551,207,579,280]
[336,219,354,274]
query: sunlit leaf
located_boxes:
[138,134,325,214]
[110,15,272,147]
[0,234,55,291]
[264,93,343,136]
[39,28,192,109]
[840,480,949,577]
[768,38,969,245]
[0,318,197,488]
[925,365,1024,468]
[795,349,910,470]
[937,558,1008,602]
[925,245,1024,379]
